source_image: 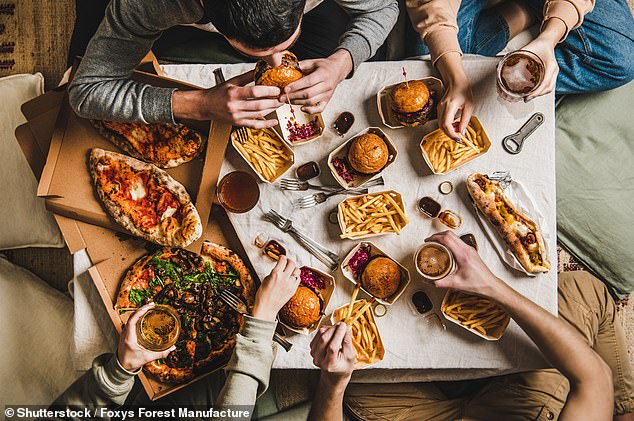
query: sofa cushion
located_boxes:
[0,73,64,250]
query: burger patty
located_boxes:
[393,95,436,125]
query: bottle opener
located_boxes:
[502,112,544,154]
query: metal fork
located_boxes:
[219,290,293,352]
[296,177,384,208]
[279,179,340,192]
[297,187,368,209]
[214,68,249,144]
[264,210,340,270]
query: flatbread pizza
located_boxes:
[466,173,550,273]
[89,148,202,247]
[116,243,257,384]
[91,120,205,168]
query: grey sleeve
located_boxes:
[68,0,202,123]
[44,354,138,420]
[334,0,400,71]
[215,316,277,411]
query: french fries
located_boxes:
[421,119,488,174]
[232,128,292,182]
[339,191,408,239]
[441,291,510,339]
[333,298,384,368]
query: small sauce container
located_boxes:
[136,305,181,352]
[295,161,320,181]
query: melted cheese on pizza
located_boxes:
[95,159,182,232]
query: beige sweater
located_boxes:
[406,0,595,64]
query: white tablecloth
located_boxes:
[70,57,558,383]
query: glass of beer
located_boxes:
[497,50,545,102]
[136,305,181,352]
[414,242,455,282]
[217,171,260,213]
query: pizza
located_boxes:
[89,148,202,247]
[116,243,257,384]
[91,120,205,169]
[466,173,550,273]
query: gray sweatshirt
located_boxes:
[69,0,399,124]
[47,316,277,420]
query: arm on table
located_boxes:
[68,0,201,123]
[428,231,613,420]
[46,303,173,419]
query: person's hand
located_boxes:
[252,255,300,322]
[425,231,503,299]
[281,49,353,114]
[520,19,566,101]
[117,302,175,372]
[438,75,474,141]
[310,323,355,386]
[173,70,283,128]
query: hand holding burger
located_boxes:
[280,49,353,114]
[252,256,300,322]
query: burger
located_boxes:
[279,285,322,329]
[361,257,401,299]
[255,51,303,89]
[390,80,435,127]
[347,133,389,174]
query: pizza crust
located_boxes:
[466,173,550,273]
[89,148,202,247]
[201,241,257,308]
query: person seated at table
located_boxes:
[309,231,634,420]
[68,0,398,129]
[46,256,300,418]
[406,0,634,140]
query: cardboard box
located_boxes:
[16,79,253,400]
[36,71,223,236]
[376,77,444,129]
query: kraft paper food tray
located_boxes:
[441,291,510,341]
[420,115,491,175]
[376,77,444,129]
[327,127,397,189]
[268,103,325,146]
[230,128,295,183]
[340,242,411,305]
[337,190,407,240]
[17,86,251,401]
[36,71,222,235]
[278,266,336,336]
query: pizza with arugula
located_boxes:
[116,243,256,384]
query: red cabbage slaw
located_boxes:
[331,157,356,183]
[300,267,326,290]
[346,244,371,278]
[287,119,319,143]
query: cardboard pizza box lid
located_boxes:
[36,70,227,239]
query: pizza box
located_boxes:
[327,127,397,189]
[16,78,259,401]
[36,70,224,239]
[339,241,411,306]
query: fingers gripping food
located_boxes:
[333,296,384,368]
[347,133,389,174]
[466,173,550,273]
[422,122,487,174]
[390,80,435,127]
[361,257,401,299]
[339,191,408,239]
[255,51,303,88]
[90,120,205,169]
[89,149,203,247]
[280,285,322,329]
[116,243,256,383]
